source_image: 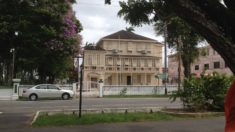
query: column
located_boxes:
[12,78,21,100]
[99,79,104,97]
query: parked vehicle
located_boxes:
[22,84,74,101]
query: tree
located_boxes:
[116,0,235,75]
[0,0,82,84]
[154,17,202,79]
[125,27,135,32]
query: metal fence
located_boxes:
[103,85,178,96]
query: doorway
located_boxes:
[127,76,131,85]
[90,77,98,89]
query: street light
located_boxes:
[14,31,18,36]
[10,48,15,80]
[10,31,18,81]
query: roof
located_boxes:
[84,44,105,51]
[97,30,161,46]
[103,30,157,41]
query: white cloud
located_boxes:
[73,0,163,45]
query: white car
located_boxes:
[22,84,74,101]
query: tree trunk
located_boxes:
[166,0,235,74]
[182,58,191,79]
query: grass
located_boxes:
[104,95,170,98]
[32,112,190,127]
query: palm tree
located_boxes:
[125,27,135,32]
[154,17,203,79]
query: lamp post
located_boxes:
[78,53,84,118]
[10,31,18,81]
[10,48,15,80]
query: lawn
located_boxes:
[33,112,191,127]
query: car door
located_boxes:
[35,85,48,98]
[47,85,61,98]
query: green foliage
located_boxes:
[0,0,82,84]
[120,87,127,96]
[171,73,234,112]
[155,17,202,78]
[118,0,203,79]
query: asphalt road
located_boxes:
[0,98,225,132]
[0,98,182,113]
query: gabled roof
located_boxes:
[102,30,156,41]
[97,30,161,46]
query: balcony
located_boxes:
[105,66,159,73]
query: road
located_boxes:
[0,98,182,113]
[0,98,225,132]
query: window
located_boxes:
[92,66,96,70]
[108,76,112,85]
[116,58,121,66]
[137,75,141,83]
[124,58,129,66]
[132,59,137,67]
[127,42,133,52]
[48,85,59,90]
[204,64,209,70]
[107,58,113,65]
[35,85,47,89]
[195,65,199,70]
[147,75,151,84]
[91,55,97,65]
[214,62,220,69]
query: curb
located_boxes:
[31,111,40,125]
[161,110,225,118]
[31,107,162,125]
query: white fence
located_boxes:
[0,89,12,100]
[103,85,178,96]
[1,83,178,100]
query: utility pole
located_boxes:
[164,23,168,95]
[78,53,84,118]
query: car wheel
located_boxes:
[62,93,70,100]
[29,94,38,101]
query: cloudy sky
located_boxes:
[72,0,163,46]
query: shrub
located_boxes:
[120,87,127,96]
[171,72,234,112]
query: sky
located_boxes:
[72,0,164,46]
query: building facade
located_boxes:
[83,30,163,90]
[168,45,233,84]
